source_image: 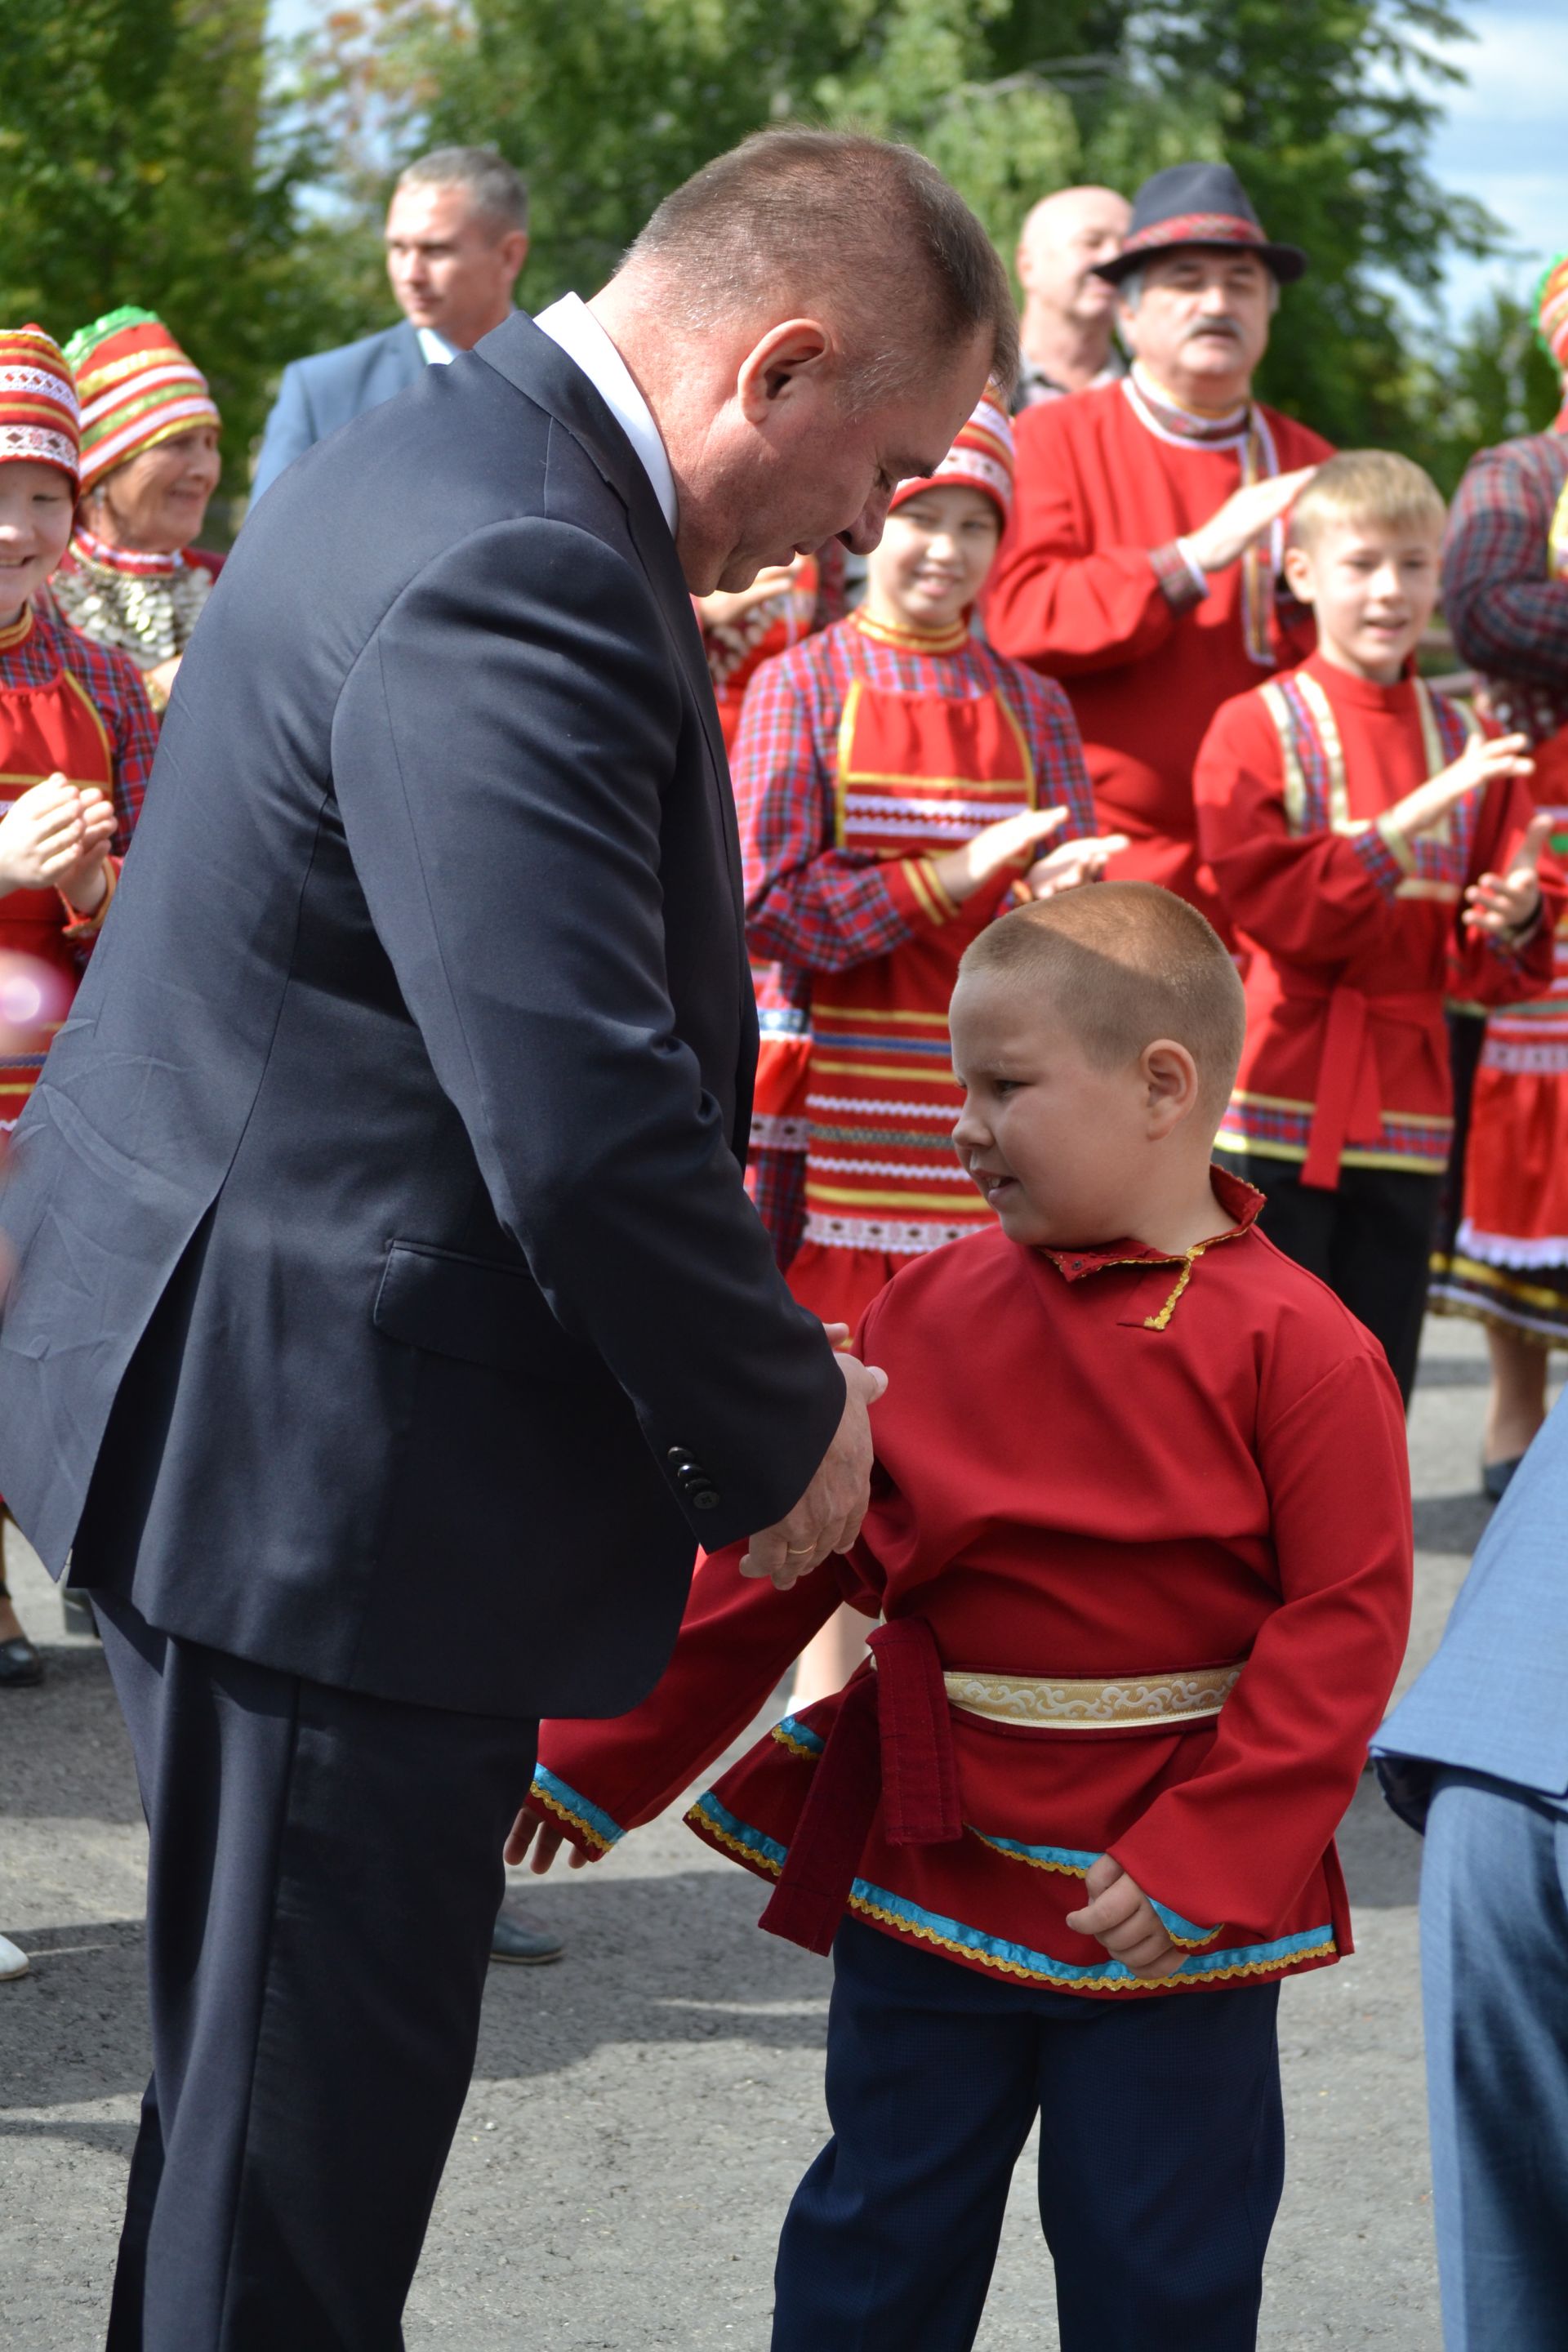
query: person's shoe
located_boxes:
[490,1901,564,1966]
[60,1590,100,1640]
[0,1635,42,1688]
[1481,1456,1524,1502]
[0,1934,29,1980]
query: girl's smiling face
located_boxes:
[866,483,1001,632]
[0,461,75,625]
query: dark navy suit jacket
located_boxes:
[252,321,426,501]
[0,314,844,1719]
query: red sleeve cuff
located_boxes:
[1149,541,1207,614]
[881,854,962,933]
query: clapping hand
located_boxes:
[1023,831,1130,898]
[0,773,115,910]
[1464,809,1552,942]
[1388,732,1534,850]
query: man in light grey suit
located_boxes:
[252,145,528,501]
[1374,1418,1568,2350]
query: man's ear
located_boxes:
[736,319,835,426]
[1143,1039,1200,1138]
[1281,542,1316,604]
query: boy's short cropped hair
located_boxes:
[1289,449,1446,550]
[958,882,1246,1121]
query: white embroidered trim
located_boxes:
[749,1114,808,1151]
[1454,1223,1568,1270]
[808,1094,955,1120]
[802,1211,982,1253]
[809,1156,970,1181]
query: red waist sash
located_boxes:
[1267,973,1438,1192]
[760,1617,962,1955]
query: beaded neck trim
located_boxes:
[72,525,186,578]
[852,608,970,655]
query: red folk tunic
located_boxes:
[985,375,1330,921]
[532,1172,1413,1999]
[1438,435,1568,1311]
[1194,653,1555,1187]
[0,604,157,1129]
[734,608,1097,1316]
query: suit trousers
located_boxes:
[772,1918,1285,2352]
[94,1589,537,2351]
[1421,1769,1568,2352]
[1214,1152,1441,1405]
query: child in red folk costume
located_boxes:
[0,327,158,1685]
[1196,451,1556,1404]
[515,885,1414,2352]
[731,384,1120,1701]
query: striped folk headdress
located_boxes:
[63,307,220,493]
[1536,252,1568,374]
[889,383,1015,523]
[0,327,81,487]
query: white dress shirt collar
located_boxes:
[416,326,457,366]
[532,293,679,537]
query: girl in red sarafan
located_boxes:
[727,385,1120,1699]
[0,326,158,1686]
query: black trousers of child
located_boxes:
[1214,1151,1441,1405]
[772,1918,1285,2352]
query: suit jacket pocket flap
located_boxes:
[373,1240,595,1381]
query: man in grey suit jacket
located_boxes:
[252,144,529,501]
[1374,1415,1568,2350]
[0,128,1016,2345]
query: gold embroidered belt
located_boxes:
[942,1662,1243,1731]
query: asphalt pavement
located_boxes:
[0,1310,1535,2348]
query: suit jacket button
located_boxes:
[692,1488,719,1511]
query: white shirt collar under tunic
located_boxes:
[532,292,679,537]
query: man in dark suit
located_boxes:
[251,144,530,502]
[0,127,1017,2345]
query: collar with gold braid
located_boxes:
[1123,366,1278,664]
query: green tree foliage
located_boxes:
[0,0,357,523]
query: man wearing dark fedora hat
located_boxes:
[988,162,1330,927]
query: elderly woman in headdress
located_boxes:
[50,308,224,714]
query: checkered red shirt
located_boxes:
[0,604,158,846]
[733,617,1098,973]
[1443,431,1568,726]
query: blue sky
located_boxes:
[265,0,1561,320]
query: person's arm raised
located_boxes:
[332,518,850,1549]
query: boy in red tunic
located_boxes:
[1196,451,1555,1401]
[0,326,158,1685]
[513,884,1414,2352]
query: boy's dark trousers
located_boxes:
[1214,1152,1441,1405]
[772,1918,1284,2352]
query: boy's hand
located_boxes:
[1023,831,1131,899]
[930,806,1068,907]
[0,774,112,899]
[740,1348,888,1588]
[504,1795,597,1873]
[1065,1855,1186,1980]
[1464,809,1552,942]
[1388,732,1533,847]
[1183,465,1319,577]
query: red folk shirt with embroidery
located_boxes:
[0,603,157,1129]
[1195,653,1556,1185]
[733,608,1096,1314]
[984,376,1330,919]
[531,1171,1412,2000]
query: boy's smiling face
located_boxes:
[0,461,74,626]
[949,970,1157,1248]
[1283,511,1441,685]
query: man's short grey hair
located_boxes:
[623,127,1018,409]
[396,147,529,235]
[1120,260,1281,315]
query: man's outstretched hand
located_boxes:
[740,1345,888,1589]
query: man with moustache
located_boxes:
[0,129,1013,2346]
[1012,183,1131,410]
[987,163,1330,924]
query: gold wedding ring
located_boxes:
[785,1544,815,1557]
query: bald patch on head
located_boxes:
[956,883,1245,1124]
[1019,185,1130,250]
